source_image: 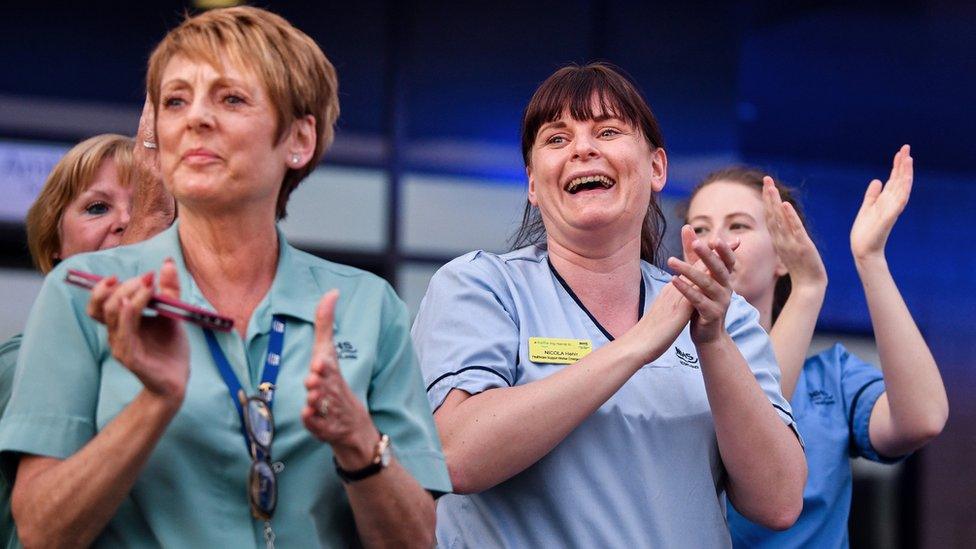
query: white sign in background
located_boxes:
[0,140,70,222]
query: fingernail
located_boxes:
[142,272,154,287]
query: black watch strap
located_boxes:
[333,433,390,483]
[334,456,383,483]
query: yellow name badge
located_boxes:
[529,337,593,365]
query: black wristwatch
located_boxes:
[334,433,392,483]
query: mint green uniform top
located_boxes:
[0,223,451,547]
[0,334,21,549]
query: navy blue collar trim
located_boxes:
[546,257,646,342]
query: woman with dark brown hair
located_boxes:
[411,63,806,547]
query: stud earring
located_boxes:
[291,153,301,165]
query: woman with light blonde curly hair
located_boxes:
[26,134,135,273]
[0,133,136,547]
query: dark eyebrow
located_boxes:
[538,120,568,132]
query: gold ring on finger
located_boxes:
[317,397,330,418]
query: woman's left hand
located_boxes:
[850,144,913,261]
[301,290,381,469]
[668,225,736,345]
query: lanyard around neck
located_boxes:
[204,315,286,451]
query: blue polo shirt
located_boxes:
[412,246,799,548]
[0,223,450,547]
[728,343,900,548]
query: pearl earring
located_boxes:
[291,154,301,165]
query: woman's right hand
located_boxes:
[761,176,827,290]
[86,258,189,402]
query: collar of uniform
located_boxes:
[133,220,214,314]
[135,221,324,336]
[257,225,322,327]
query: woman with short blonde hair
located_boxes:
[144,6,339,220]
[2,7,447,548]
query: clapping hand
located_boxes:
[668,225,738,345]
[850,145,914,261]
[123,95,175,244]
[761,176,827,289]
[86,259,189,401]
[301,290,380,469]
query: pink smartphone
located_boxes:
[65,269,234,332]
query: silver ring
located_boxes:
[317,397,330,418]
[142,140,157,149]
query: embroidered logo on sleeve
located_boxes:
[335,341,358,360]
[675,347,700,369]
[529,337,592,364]
[809,389,836,405]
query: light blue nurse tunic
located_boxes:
[412,245,799,548]
[728,343,903,548]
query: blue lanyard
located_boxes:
[204,315,286,452]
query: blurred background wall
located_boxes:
[0,1,973,546]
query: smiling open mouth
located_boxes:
[565,175,616,194]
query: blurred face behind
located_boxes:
[58,159,133,259]
[156,55,291,220]
[685,180,786,305]
[527,96,665,252]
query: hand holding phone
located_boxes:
[66,269,234,332]
[71,261,196,399]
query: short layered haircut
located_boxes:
[145,6,340,219]
[26,134,135,273]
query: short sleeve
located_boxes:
[411,253,519,411]
[0,262,105,483]
[835,344,901,463]
[369,285,452,495]
[726,293,802,445]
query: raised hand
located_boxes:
[86,258,189,400]
[850,145,913,261]
[300,290,380,468]
[668,225,737,345]
[761,176,827,289]
[123,95,175,244]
